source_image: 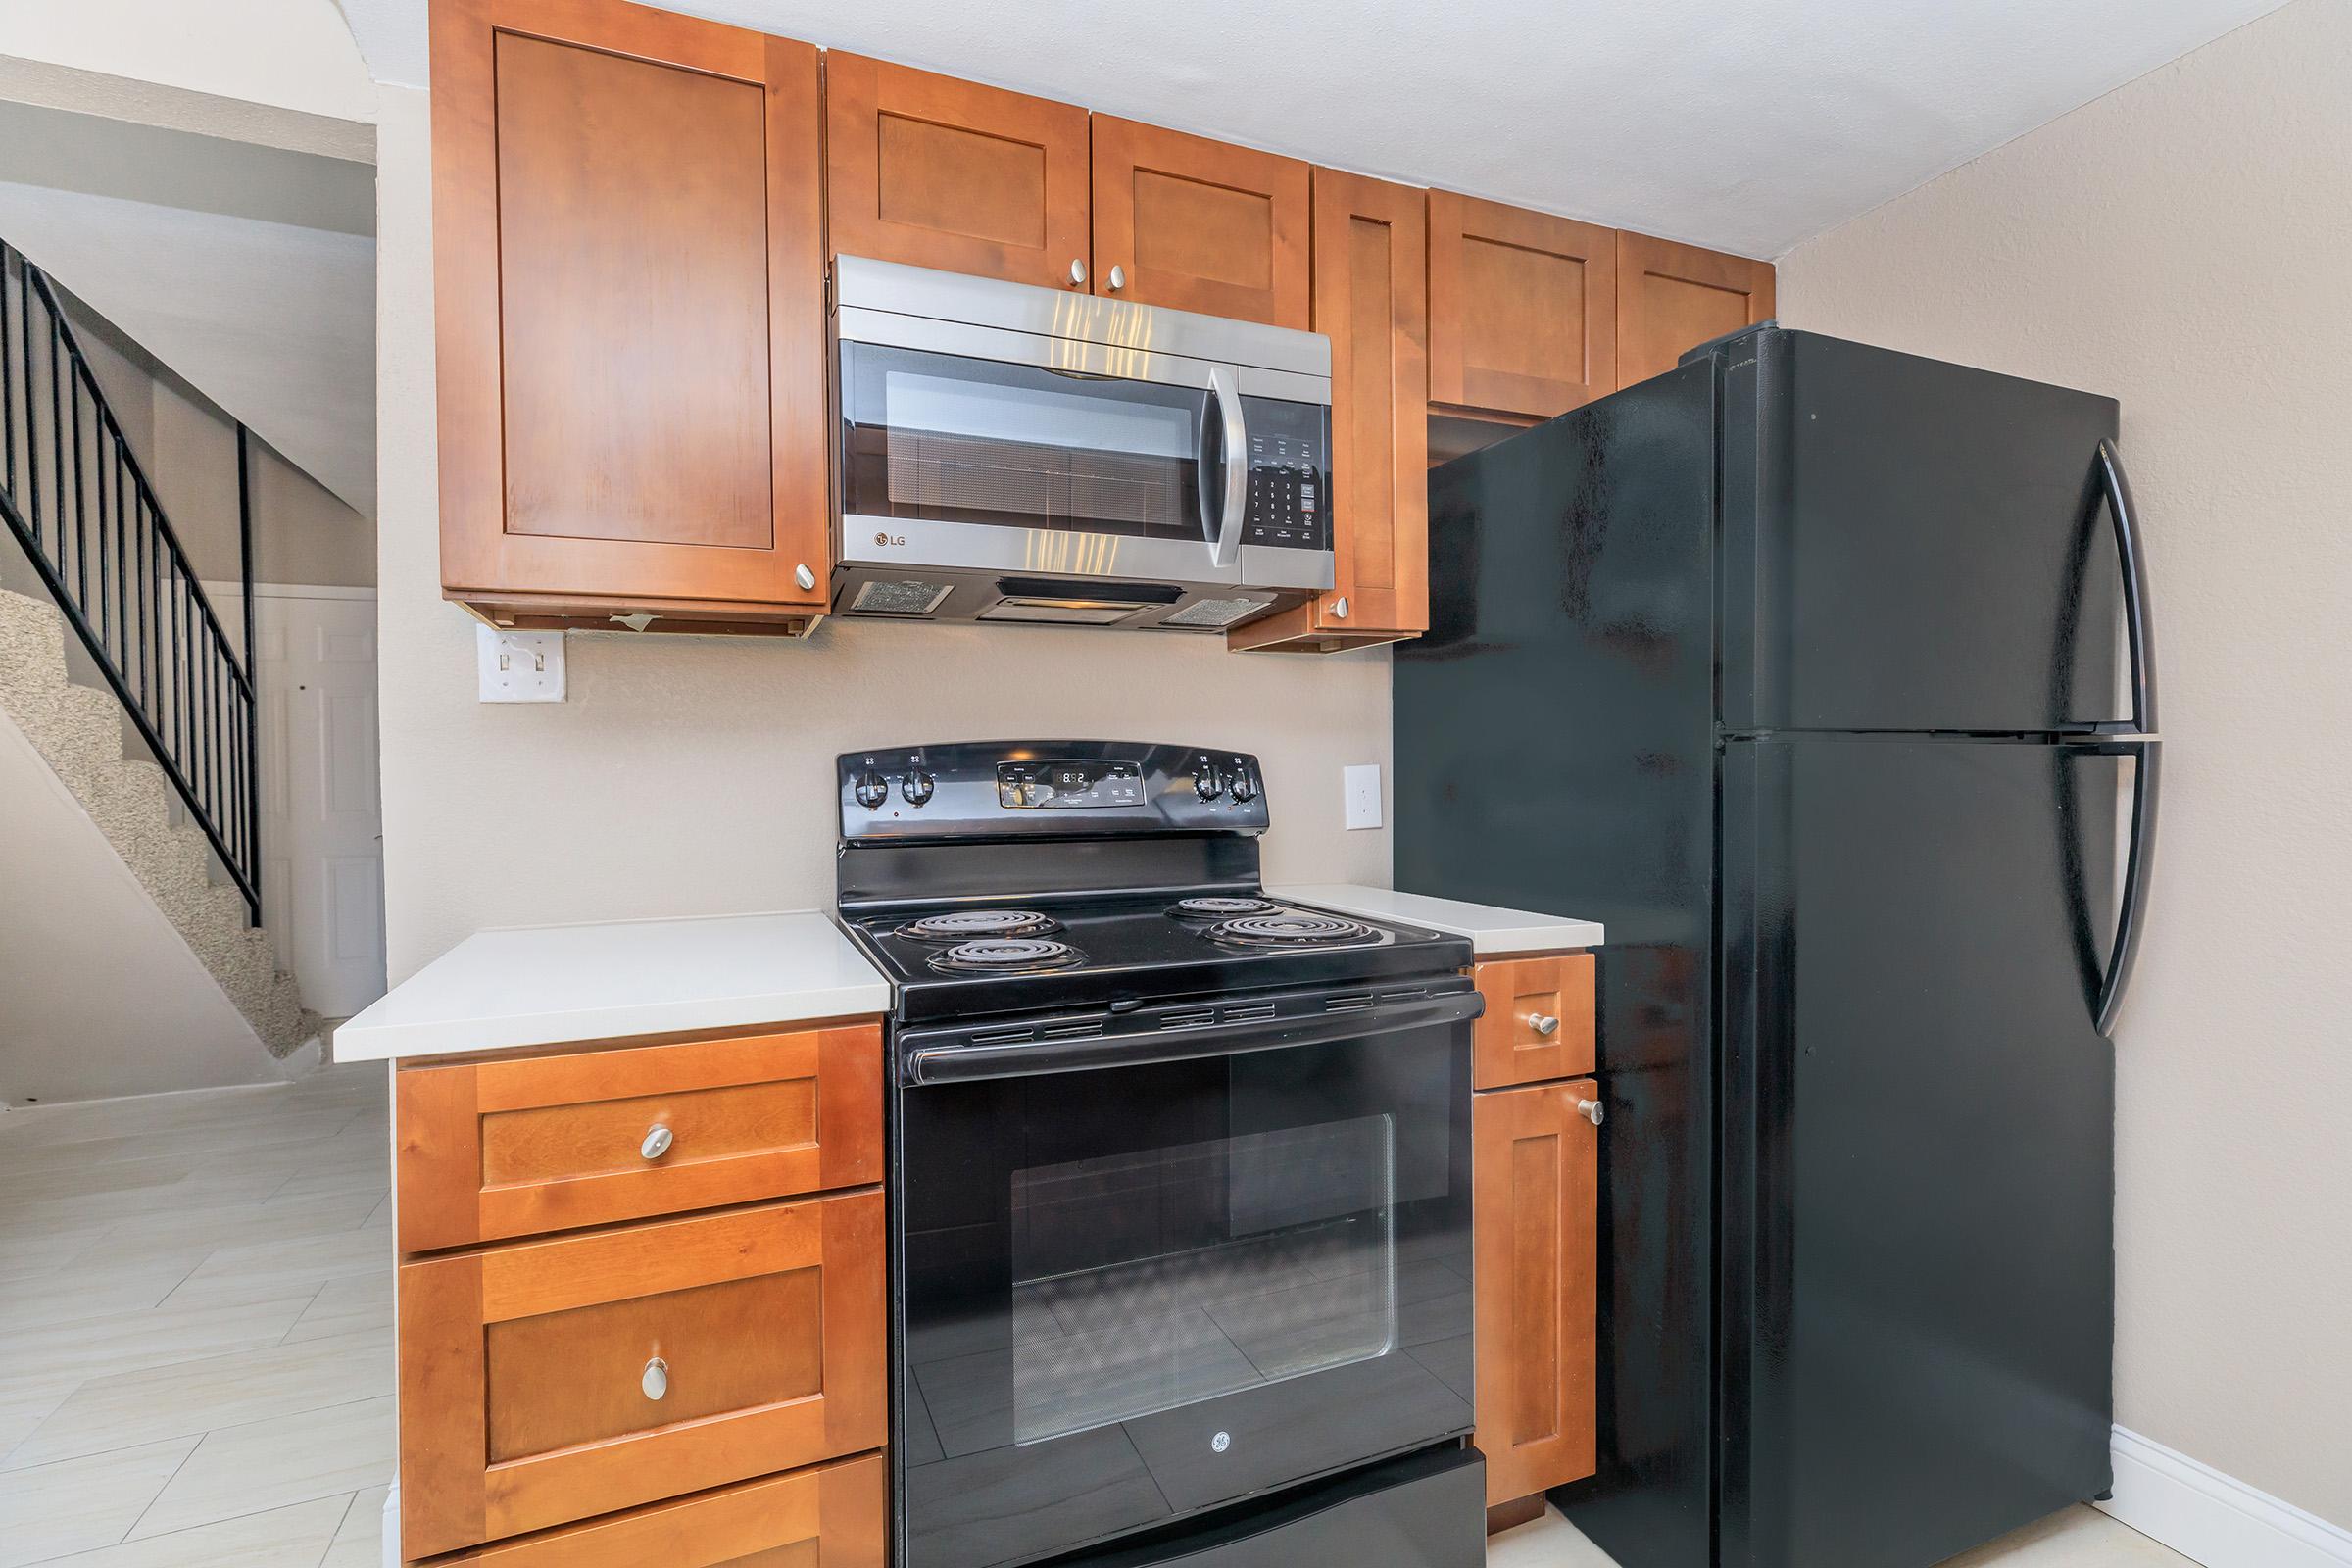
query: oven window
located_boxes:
[1009,1114,1396,1446]
[840,342,1215,542]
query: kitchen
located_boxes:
[30,0,2331,1565]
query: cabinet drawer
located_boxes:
[399,1192,885,1559]
[397,1024,881,1251]
[1471,954,1596,1089]
[420,1451,884,1566]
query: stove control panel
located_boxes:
[838,741,1268,840]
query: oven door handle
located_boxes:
[902,991,1485,1086]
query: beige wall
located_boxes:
[1777,0,2351,1528]
[371,85,1394,980]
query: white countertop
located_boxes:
[1272,884,1605,956]
[332,910,892,1063]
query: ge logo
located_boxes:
[1210,1431,1231,1453]
[874,531,906,547]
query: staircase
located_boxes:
[1,237,311,1060]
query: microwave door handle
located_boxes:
[1208,365,1248,569]
[903,991,1486,1086]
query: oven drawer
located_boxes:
[396,1023,881,1251]
[398,1192,885,1559]
[418,1451,885,1566]
[1470,954,1595,1089]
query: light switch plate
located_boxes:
[476,625,565,703]
[1344,764,1383,830]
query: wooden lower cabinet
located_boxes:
[1473,1077,1599,1512]
[398,1192,885,1560]
[395,1023,882,1252]
[419,1452,885,1565]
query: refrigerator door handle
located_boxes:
[2096,439,2159,733]
[2094,737,2161,1035]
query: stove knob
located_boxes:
[1230,768,1258,803]
[901,771,936,807]
[853,769,889,809]
[1194,763,1224,801]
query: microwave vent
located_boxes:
[851,578,954,615]
[1162,597,1268,629]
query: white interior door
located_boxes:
[256,588,385,1018]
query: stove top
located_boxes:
[843,893,1464,1023]
[834,741,1470,1024]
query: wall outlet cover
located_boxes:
[1344,763,1383,830]
[476,625,565,703]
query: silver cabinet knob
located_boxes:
[1069,258,1088,286]
[642,1357,668,1400]
[1529,1013,1560,1037]
[1107,264,1126,291]
[794,564,817,592]
[640,1124,674,1161]
[1332,596,1349,620]
[1576,1098,1605,1127]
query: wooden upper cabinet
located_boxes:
[1615,231,1776,388]
[1231,168,1427,653]
[1474,1078,1600,1509]
[430,0,828,631]
[825,55,1091,289]
[1090,117,1310,328]
[1429,192,1616,420]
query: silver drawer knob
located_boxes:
[794,564,817,592]
[1529,1013,1560,1036]
[642,1357,668,1400]
[1107,264,1127,291]
[640,1125,674,1161]
[1332,596,1349,620]
[1069,258,1088,286]
[1576,1098,1605,1127]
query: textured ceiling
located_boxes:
[340,0,2288,257]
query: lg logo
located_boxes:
[874,531,906,548]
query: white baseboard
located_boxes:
[2101,1426,2352,1567]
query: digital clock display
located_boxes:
[997,760,1146,808]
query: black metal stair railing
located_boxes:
[0,237,261,923]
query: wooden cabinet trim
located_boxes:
[1470,954,1596,1090]
[1090,116,1310,328]
[1614,229,1775,389]
[398,1191,885,1559]
[1428,191,1616,420]
[421,1451,885,1566]
[431,0,829,613]
[397,1023,882,1253]
[825,53,1092,289]
[1473,1077,1599,1507]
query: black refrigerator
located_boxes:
[1394,326,2158,1568]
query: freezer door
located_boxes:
[1718,736,2128,1568]
[1397,361,1717,1568]
[1721,330,2128,733]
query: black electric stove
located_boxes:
[834,741,1486,1568]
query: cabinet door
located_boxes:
[1090,116,1309,327]
[1473,1079,1598,1508]
[425,1453,884,1566]
[1231,169,1427,653]
[1615,230,1775,387]
[1470,953,1596,1089]
[1428,192,1616,420]
[825,54,1091,289]
[399,1193,885,1559]
[432,0,828,623]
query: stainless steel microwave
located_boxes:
[829,256,1335,632]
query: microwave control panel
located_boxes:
[1238,397,1331,552]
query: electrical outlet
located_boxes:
[1344,764,1383,830]
[476,625,566,703]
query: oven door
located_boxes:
[837,321,1248,590]
[893,983,1479,1568]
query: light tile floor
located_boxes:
[2,1067,2198,1568]
[0,1064,393,1567]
